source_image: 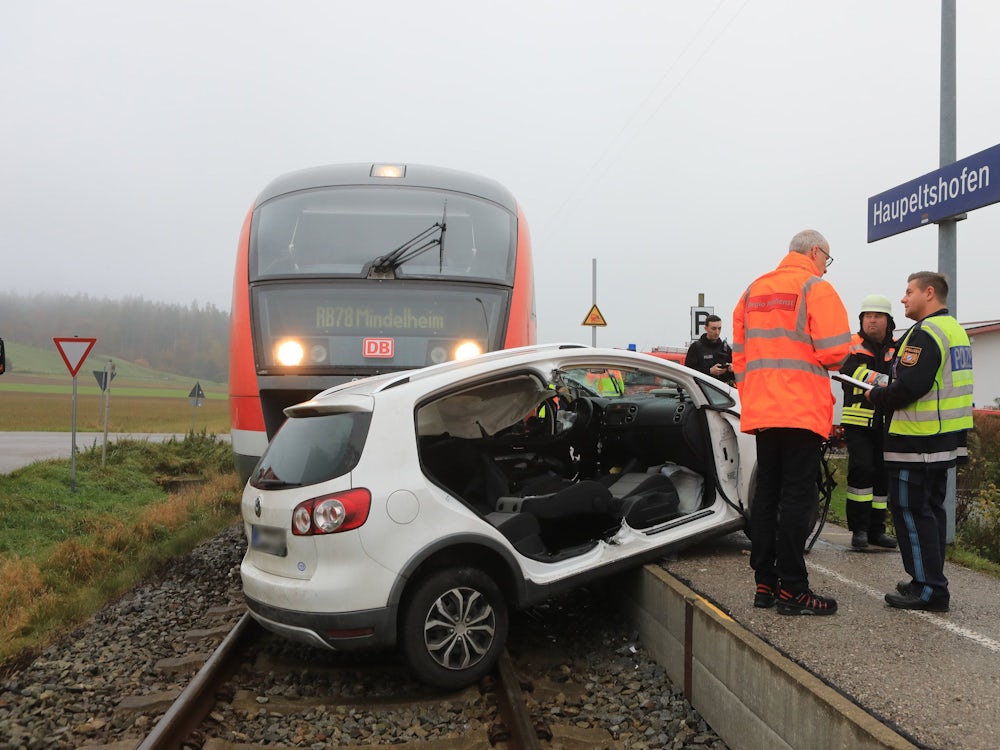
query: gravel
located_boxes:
[0,524,727,750]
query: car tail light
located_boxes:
[291,489,371,536]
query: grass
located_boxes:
[0,433,242,670]
[0,390,229,433]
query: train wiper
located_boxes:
[368,201,447,276]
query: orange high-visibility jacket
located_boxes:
[732,251,851,438]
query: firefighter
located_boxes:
[840,294,898,550]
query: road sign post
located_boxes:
[53,337,97,492]
[94,360,116,467]
[189,382,206,432]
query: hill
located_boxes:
[1,340,226,391]
[0,292,228,382]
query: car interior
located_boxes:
[417,368,719,562]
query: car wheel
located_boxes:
[400,567,509,690]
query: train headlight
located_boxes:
[276,339,305,366]
[454,341,482,360]
[371,164,406,178]
[309,344,328,364]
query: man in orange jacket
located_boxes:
[732,229,851,615]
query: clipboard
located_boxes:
[832,372,873,391]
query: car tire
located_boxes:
[400,567,509,690]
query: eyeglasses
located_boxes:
[816,246,833,268]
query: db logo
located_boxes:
[363,338,394,358]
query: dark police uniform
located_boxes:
[868,309,973,609]
[684,334,734,385]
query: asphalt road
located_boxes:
[0,432,228,474]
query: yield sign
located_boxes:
[53,337,97,377]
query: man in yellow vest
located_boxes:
[867,271,973,612]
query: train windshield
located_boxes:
[251,187,516,283]
[251,281,511,371]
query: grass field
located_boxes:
[0,340,230,433]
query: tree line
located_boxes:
[0,292,230,382]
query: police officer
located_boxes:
[685,314,735,385]
[868,271,973,612]
[840,295,898,550]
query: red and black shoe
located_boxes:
[753,583,777,608]
[776,589,838,616]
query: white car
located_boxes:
[240,344,756,688]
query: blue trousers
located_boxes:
[749,428,821,594]
[888,466,950,603]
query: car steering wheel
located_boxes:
[565,396,593,439]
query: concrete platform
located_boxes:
[618,524,1000,750]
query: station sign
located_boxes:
[868,142,1000,242]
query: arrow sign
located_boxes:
[54,337,97,377]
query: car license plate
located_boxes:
[251,524,288,557]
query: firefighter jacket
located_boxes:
[684,334,735,385]
[868,310,974,468]
[840,331,896,429]
[732,251,852,438]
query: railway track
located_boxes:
[136,611,612,749]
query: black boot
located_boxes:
[869,507,897,549]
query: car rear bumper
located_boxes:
[245,594,397,650]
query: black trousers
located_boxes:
[749,428,822,594]
[888,466,950,603]
[845,426,889,535]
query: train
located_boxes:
[229,163,536,479]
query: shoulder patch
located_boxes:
[899,346,921,367]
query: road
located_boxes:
[0,432,228,475]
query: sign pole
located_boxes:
[70,373,78,492]
[591,258,597,347]
[101,360,112,468]
[939,0,958,317]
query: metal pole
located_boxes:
[591,258,597,347]
[940,0,958,543]
[101,360,111,468]
[939,0,957,315]
[70,374,78,492]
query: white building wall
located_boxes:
[969,332,1000,409]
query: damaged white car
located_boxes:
[240,343,756,688]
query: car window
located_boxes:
[558,366,683,398]
[250,412,372,488]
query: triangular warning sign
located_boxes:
[582,304,608,327]
[188,382,206,400]
[53,337,97,377]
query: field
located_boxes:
[0,341,229,433]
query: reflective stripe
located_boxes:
[846,485,874,503]
[890,317,973,437]
[884,448,961,463]
[872,495,888,510]
[744,357,830,378]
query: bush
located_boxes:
[956,414,1000,564]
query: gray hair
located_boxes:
[789,229,828,255]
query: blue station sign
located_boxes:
[867,143,1000,242]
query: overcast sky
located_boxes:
[3,1,999,351]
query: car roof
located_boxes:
[288,343,696,414]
